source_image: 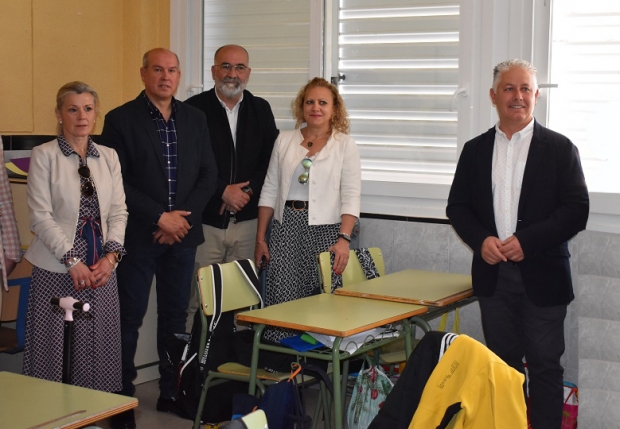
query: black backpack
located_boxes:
[231,361,334,429]
[163,260,263,424]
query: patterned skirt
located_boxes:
[22,266,122,392]
[263,205,339,342]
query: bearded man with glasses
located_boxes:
[185,44,279,331]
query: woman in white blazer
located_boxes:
[23,82,128,392]
[255,77,361,342]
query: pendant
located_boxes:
[307,141,313,147]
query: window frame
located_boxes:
[532,0,620,234]
[171,0,620,234]
[324,0,470,219]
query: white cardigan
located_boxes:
[25,139,128,272]
[259,129,361,225]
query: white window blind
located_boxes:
[548,0,620,194]
[203,0,312,130]
[335,0,460,187]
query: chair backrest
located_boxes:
[0,277,31,353]
[196,259,262,316]
[317,247,385,293]
[1,284,20,322]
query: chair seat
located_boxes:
[370,338,420,365]
[217,362,289,382]
[217,362,317,384]
[193,260,328,429]
[377,350,407,365]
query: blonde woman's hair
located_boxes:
[55,81,99,135]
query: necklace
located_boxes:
[306,131,330,148]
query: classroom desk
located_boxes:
[332,269,476,365]
[237,293,427,429]
[334,269,473,307]
[0,371,138,429]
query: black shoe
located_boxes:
[156,396,182,415]
[110,409,136,429]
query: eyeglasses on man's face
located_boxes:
[215,63,249,73]
[298,158,313,185]
[78,164,94,197]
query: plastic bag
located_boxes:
[562,381,578,429]
[347,364,394,429]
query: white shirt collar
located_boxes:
[215,90,244,112]
[494,118,535,141]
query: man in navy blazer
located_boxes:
[447,59,589,429]
[101,48,217,429]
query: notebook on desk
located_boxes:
[280,334,324,352]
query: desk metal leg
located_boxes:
[320,379,332,429]
[331,337,344,429]
[248,325,265,395]
[410,315,432,333]
[403,318,413,358]
[340,359,349,421]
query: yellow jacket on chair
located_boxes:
[409,334,527,429]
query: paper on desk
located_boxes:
[307,328,399,353]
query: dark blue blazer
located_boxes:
[100,92,218,250]
[446,120,589,306]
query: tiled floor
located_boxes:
[95,380,196,428]
[94,379,327,429]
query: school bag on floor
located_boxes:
[163,260,262,423]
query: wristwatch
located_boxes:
[241,185,253,197]
[337,232,352,243]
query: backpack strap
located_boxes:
[298,362,334,399]
[199,263,225,367]
[233,259,264,308]
[208,263,225,332]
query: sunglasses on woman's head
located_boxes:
[78,164,94,197]
[298,158,313,185]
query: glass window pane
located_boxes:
[337,0,460,184]
[203,0,312,130]
[549,0,620,193]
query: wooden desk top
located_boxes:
[237,293,426,337]
[0,372,137,429]
[334,269,473,306]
